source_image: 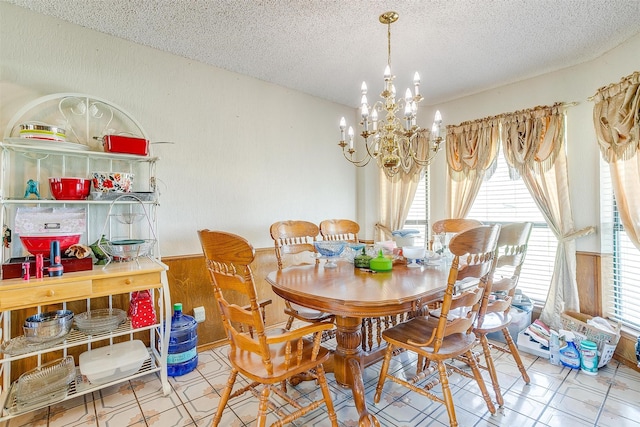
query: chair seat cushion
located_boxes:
[475,312,512,334]
[228,338,331,382]
[382,316,477,359]
[289,302,330,319]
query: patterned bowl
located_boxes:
[92,172,134,193]
[314,241,347,257]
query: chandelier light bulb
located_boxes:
[405,88,412,103]
[362,104,369,119]
[413,72,421,96]
[348,126,354,149]
[371,109,378,131]
[384,65,391,80]
[434,110,442,123]
[361,94,368,106]
[340,117,346,140]
[361,82,368,95]
[431,121,439,137]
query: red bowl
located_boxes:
[49,178,91,200]
[20,234,81,257]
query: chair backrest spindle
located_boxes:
[319,219,360,243]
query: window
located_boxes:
[601,162,640,330]
[610,202,640,329]
[404,169,429,247]
[467,153,557,303]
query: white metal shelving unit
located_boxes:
[0,93,171,421]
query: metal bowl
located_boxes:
[23,310,74,343]
[101,238,155,261]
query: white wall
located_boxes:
[2,3,639,256]
[0,3,358,256]
[425,33,640,253]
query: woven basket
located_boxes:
[560,310,620,367]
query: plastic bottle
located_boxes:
[580,340,598,375]
[559,332,581,369]
[167,303,198,376]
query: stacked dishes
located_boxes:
[19,122,66,141]
[74,308,127,335]
[14,356,76,411]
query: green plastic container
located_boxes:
[369,250,392,272]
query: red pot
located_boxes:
[102,135,149,156]
[49,178,91,200]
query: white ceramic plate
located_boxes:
[6,137,90,151]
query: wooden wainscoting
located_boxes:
[163,248,288,350]
[576,251,602,317]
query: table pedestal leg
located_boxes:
[334,316,380,427]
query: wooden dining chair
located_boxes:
[319,218,360,242]
[470,221,533,406]
[431,218,484,235]
[198,230,338,427]
[374,224,500,427]
[431,218,483,251]
[269,220,335,331]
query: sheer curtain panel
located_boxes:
[592,71,640,250]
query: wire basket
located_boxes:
[561,310,621,367]
[101,238,156,260]
[97,195,158,266]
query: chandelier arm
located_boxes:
[341,149,373,168]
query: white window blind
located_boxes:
[404,169,429,247]
[467,154,557,303]
[601,160,640,330]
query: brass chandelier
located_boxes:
[338,11,443,178]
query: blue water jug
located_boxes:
[167,303,198,376]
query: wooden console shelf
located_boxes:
[0,258,171,421]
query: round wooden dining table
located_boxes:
[266,259,449,427]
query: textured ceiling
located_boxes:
[6,0,640,107]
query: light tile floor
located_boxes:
[2,335,640,427]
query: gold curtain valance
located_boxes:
[445,102,566,179]
[499,103,565,174]
[445,117,500,179]
[591,71,640,163]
